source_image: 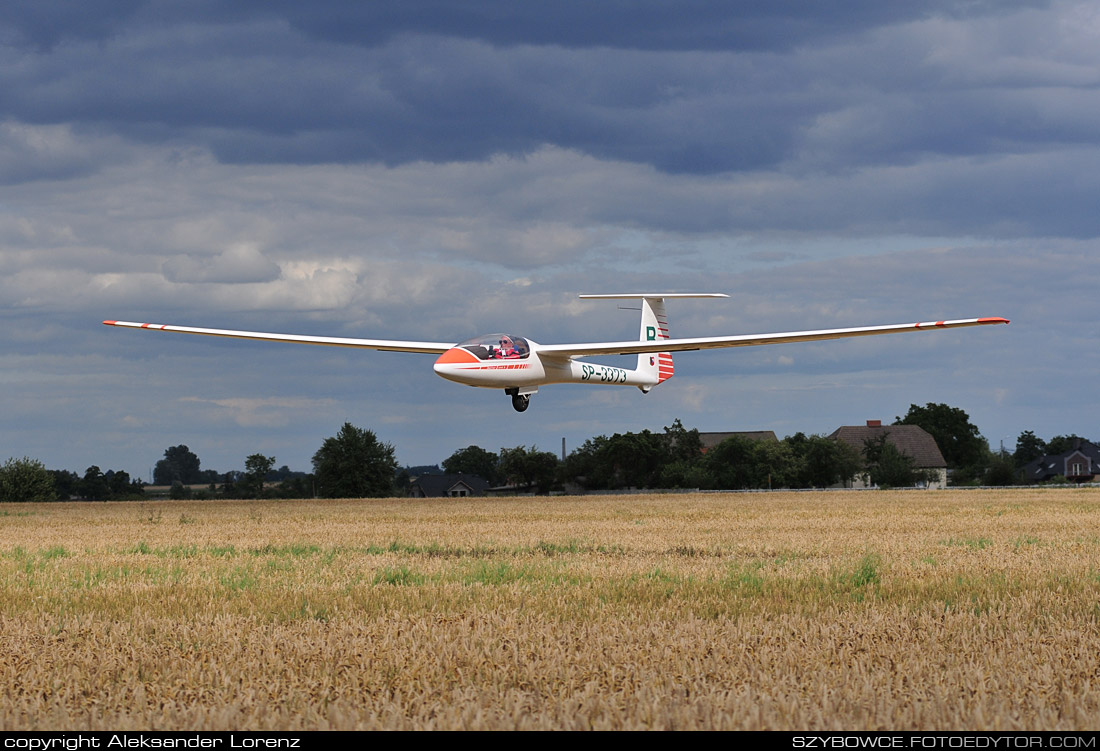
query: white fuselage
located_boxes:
[432,340,657,391]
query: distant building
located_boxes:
[698,431,778,452]
[1023,439,1100,483]
[408,473,490,498]
[829,420,948,489]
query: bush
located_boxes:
[0,457,57,502]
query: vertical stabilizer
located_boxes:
[637,297,674,386]
[576,293,727,392]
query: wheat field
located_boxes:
[1,489,1098,730]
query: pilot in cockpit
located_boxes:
[497,336,519,358]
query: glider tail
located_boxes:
[637,297,674,388]
[576,293,728,393]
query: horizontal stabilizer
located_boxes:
[579,293,729,300]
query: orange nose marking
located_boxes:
[435,348,480,365]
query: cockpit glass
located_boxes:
[457,333,530,361]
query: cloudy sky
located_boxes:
[2,1,1097,480]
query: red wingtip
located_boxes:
[978,317,1010,324]
[103,320,117,326]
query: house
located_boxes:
[829,420,948,489]
[698,431,778,452]
[408,473,490,498]
[1023,439,1100,483]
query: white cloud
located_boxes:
[161,243,281,284]
[179,396,338,428]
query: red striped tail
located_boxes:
[657,351,674,383]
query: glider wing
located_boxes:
[102,320,454,354]
[536,317,1009,358]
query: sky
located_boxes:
[2,1,1098,480]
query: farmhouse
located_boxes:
[1023,438,1100,483]
[829,420,948,489]
[408,473,490,498]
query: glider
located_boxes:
[104,294,1008,412]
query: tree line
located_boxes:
[0,423,396,502]
[446,419,928,492]
[155,423,401,500]
[440,406,1090,492]
[1,405,1093,501]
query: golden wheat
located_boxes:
[1,489,1098,730]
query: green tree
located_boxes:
[48,470,80,500]
[559,420,704,491]
[983,454,1019,486]
[559,435,612,490]
[749,440,802,489]
[895,403,986,470]
[81,466,110,501]
[154,445,202,485]
[860,435,938,488]
[221,471,240,497]
[861,436,912,487]
[699,435,805,490]
[601,430,666,488]
[106,469,144,500]
[701,436,757,489]
[873,442,922,488]
[662,419,703,465]
[277,474,315,499]
[1013,430,1047,468]
[312,423,397,498]
[784,433,862,488]
[442,445,500,485]
[658,458,710,489]
[0,457,56,502]
[241,454,275,498]
[1046,435,1089,456]
[498,445,559,494]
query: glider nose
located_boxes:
[433,347,479,382]
[434,347,479,366]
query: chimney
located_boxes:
[867,420,882,427]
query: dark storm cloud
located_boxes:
[0,27,802,172]
[3,1,1048,52]
[2,0,144,50]
[1,0,1080,179]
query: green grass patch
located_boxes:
[40,545,69,560]
[723,562,765,594]
[372,565,426,586]
[827,553,882,601]
[248,543,323,558]
[940,537,994,551]
[364,540,497,558]
[464,560,523,585]
[1012,535,1041,550]
[219,565,258,591]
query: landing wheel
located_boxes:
[511,394,530,412]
